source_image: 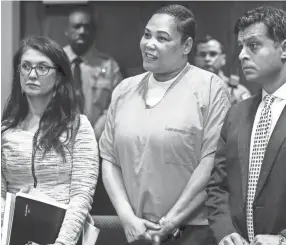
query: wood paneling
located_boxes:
[20,1,286,93]
[1,1,20,113]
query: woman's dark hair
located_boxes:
[235,6,286,43]
[2,36,80,162]
[154,4,197,43]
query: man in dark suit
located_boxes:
[206,6,286,245]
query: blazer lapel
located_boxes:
[238,93,262,204]
[254,105,286,200]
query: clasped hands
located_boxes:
[220,232,280,245]
[122,215,177,244]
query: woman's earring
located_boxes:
[21,88,24,95]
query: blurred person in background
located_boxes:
[1,36,99,245]
[194,35,251,105]
[100,4,230,245]
[63,5,123,140]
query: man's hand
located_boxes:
[122,215,160,243]
[219,232,249,245]
[250,234,280,245]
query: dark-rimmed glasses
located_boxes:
[18,63,57,76]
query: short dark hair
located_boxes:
[68,5,96,29]
[194,35,225,54]
[69,4,94,16]
[154,4,197,42]
[235,5,286,42]
[2,36,80,161]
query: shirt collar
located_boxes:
[262,83,286,101]
[63,44,93,64]
[217,70,229,83]
[151,63,188,83]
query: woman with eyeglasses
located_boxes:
[1,36,99,245]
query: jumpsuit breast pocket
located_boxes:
[163,126,198,169]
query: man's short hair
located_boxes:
[68,4,96,28]
[194,35,225,54]
[235,5,286,42]
[68,4,94,16]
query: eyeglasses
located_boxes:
[18,63,57,76]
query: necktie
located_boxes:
[73,57,84,113]
[73,57,82,90]
[246,94,275,242]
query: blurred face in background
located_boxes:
[194,39,226,74]
[66,11,96,55]
[19,48,58,98]
[140,13,191,78]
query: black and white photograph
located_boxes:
[1,1,286,245]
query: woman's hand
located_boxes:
[147,226,171,243]
[147,218,177,244]
[122,215,161,243]
[19,186,31,194]
[147,229,169,244]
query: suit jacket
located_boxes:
[206,92,286,243]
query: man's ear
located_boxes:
[221,53,226,67]
[183,37,193,55]
[281,39,286,60]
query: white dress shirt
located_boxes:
[249,83,286,170]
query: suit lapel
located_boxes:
[254,105,286,200]
[238,93,261,204]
